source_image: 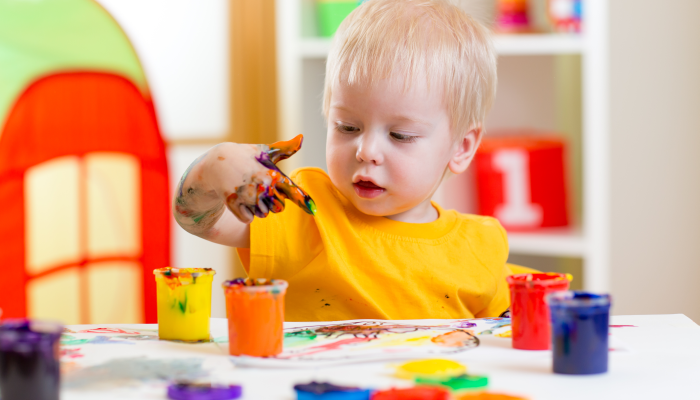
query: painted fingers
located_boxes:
[265,134,304,164]
[225,170,315,223]
[274,174,317,217]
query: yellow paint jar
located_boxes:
[154,267,215,342]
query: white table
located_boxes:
[61,314,700,400]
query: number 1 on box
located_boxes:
[492,149,543,228]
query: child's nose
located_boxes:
[356,132,384,165]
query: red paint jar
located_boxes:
[506,273,570,350]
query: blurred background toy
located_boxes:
[548,0,582,33]
[495,0,531,33]
[316,0,360,37]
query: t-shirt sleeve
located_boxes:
[474,217,511,318]
[475,263,511,318]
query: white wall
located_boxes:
[609,0,700,322]
[96,0,236,317]
[97,0,229,139]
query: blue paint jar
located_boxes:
[294,381,371,400]
[547,291,611,375]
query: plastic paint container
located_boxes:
[414,374,488,391]
[223,278,288,357]
[294,381,371,400]
[547,291,612,374]
[0,319,62,400]
[317,1,359,37]
[506,273,570,350]
[154,267,216,342]
[395,359,467,380]
[167,382,242,400]
[371,387,450,400]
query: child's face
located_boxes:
[326,75,458,220]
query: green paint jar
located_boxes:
[317,1,360,37]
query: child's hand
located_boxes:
[173,135,315,239]
[221,135,317,223]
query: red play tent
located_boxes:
[0,0,169,324]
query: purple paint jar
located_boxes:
[547,291,612,375]
[0,319,63,400]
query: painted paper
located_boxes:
[223,318,512,368]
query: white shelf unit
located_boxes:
[299,34,586,58]
[276,0,609,291]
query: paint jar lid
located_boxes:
[0,319,63,351]
[222,278,288,294]
[167,382,242,400]
[395,359,467,380]
[293,381,371,399]
[415,374,489,391]
[547,291,612,309]
[371,386,451,400]
[506,273,571,289]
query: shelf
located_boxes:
[493,34,585,55]
[298,34,585,59]
[507,228,586,257]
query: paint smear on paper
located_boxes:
[277,337,375,359]
[60,348,84,359]
[362,333,432,350]
[63,357,206,389]
[284,329,318,348]
[61,335,134,346]
[114,334,158,341]
[431,331,475,347]
[451,321,477,329]
[77,328,140,334]
[610,325,636,328]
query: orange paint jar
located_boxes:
[222,278,288,357]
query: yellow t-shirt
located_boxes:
[238,168,511,322]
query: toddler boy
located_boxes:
[173,0,509,321]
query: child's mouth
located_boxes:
[353,180,386,199]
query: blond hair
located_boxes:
[323,0,497,138]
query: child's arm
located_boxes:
[172,135,316,248]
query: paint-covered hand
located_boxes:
[173,135,316,238]
[223,135,317,223]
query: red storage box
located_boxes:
[475,135,569,231]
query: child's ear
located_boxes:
[448,127,482,175]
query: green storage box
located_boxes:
[317,1,359,37]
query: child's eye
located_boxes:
[390,132,417,143]
[336,124,360,134]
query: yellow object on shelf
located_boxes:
[154,267,215,342]
[395,359,467,380]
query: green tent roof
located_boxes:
[0,0,149,130]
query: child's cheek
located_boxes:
[387,157,421,189]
